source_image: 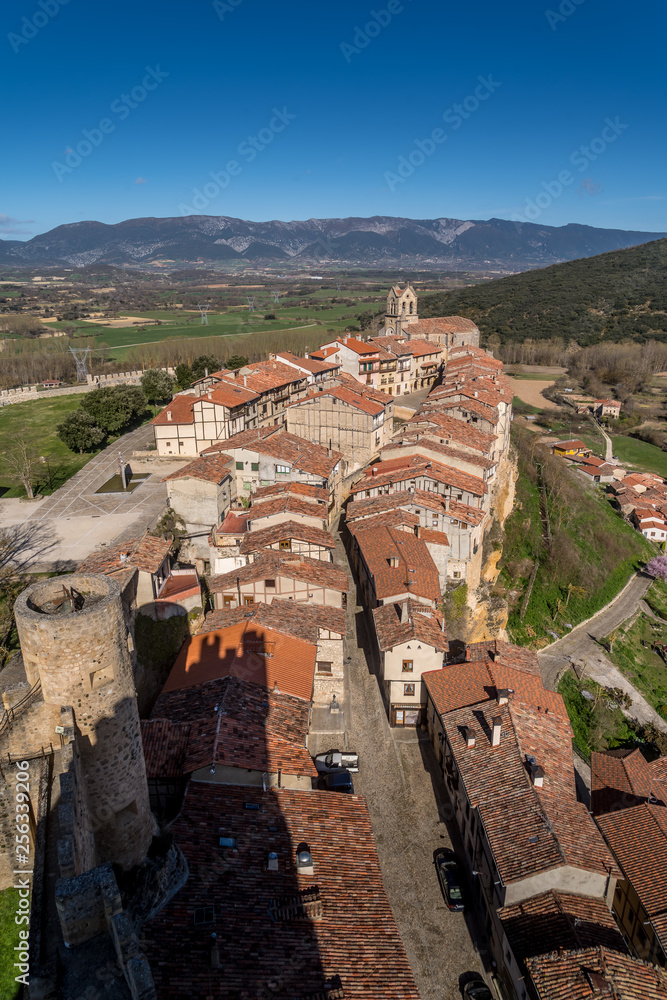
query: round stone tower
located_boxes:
[14,574,153,870]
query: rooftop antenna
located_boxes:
[197,303,210,326]
[69,346,91,381]
[246,296,255,312]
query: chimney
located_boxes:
[400,600,409,624]
[496,688,510,706]
[491,716,502,747]
[464,726,476,748]
[204,367,209,378]
[166,411,172,421]
[296,844,314,875]
[372,467,378,477]
[415,525,422,539]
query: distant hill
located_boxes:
[0,215,665,272]
[420,238,667,346]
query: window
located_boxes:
[279,539,290,550]
[165,441,171,446]
[404,683,415,696]
[316,661,333,675]
[244,596,254,605]
[251,462,259,472]
[236,461,244,470]
[402,660,413,673]
[264,579,276,589]
[223,594,234,607]
[276,464,290,474]
[453,571,461,579]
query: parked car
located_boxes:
[313,749,360,773]
[434,848,465,911]
[318,770,354,793]
[462,978,493,1000]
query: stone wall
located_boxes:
[311,634,344,705]
[14,575,154,870]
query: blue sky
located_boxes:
[1,0,665,239]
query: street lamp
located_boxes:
[39,455,52,492]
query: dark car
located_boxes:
[318,770,354,793]
[434,848,465,911]
[313,749,360,774]
[462,979,493,1000]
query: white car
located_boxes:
[313,749,359,773]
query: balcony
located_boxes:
[155,568,202,620]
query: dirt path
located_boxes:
[507,377,559,409]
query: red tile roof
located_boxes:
[407,410,496,454]
[526,946,667,1000]
[351,455,487,498]
[140,719,190,778]
[78,532,171,577]
[383,433,496,471]
[251,481,329,504]
[220,359,308,392]
[373,599,447,652]
[200,382,260,407]
[289,382,387,417]
[246,494,329,527]
[163,452,233,485]
[498,890,626,965]
[352,523,440,602]
[222,426,342,479]
[160,617,317,701]
[275,351,341,375]
[151,393,196,425]
[200,601,346,644]
[339,336,378,355]
[140,784,422,1000]
[209,549,348,597]
[591,748,667,814]
[412,316,480,335]
[239,519,335,555]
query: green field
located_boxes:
[605,594,667,721]
[609,435,667,478]
[558,671,642,760]
[0,888,21,1000]
[0,396,150,498]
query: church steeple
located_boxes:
[385,282,418,336]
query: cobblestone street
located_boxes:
[330,523,489,1000]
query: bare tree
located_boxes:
[4,434,40,499]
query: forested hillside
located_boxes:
[421,238,667,347]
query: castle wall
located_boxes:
[14,575,154,870]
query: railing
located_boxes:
[0,678,42,739]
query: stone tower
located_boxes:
[14,574,153,870]
[385,282,418,336]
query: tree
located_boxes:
[80,385,147,434]
[141,369,174,407]
[57,410,106,454]
[174,363,193,389]
[647,555,667,582]
[225,355,249,371]
[3,434,39,499]
[190,355,219,381]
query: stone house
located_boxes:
[270,350,341,384]
[422,640,620,999]
[285,377,394,474]
[78,533,176,618]
[163,451,235,557]
[347,521,440,609]
[239,520,335,563]
[595,398,622,419]
[592,747,667,966]
[211,425,342,511]
[368,335,443,392]
[372,599,447,727]
[350,455,488,512]
[209,549,348,610]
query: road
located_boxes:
[538,572,667,730]
[325,522,488,1000]
[0,424,185,571]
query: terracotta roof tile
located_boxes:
[78,532,171,577]
[251,481,329,503]
[373,599,447,652]
[209,549,348,597]
[163,452,233,485]
[246,495,329,527]
[352,523,440,602]
[591,748,667,814]
[200,601,346,644]
[526,946,667,1000]
[220,359,308,392]
[597,803,667,933]
[140,719,190,778]
[239,520,335,555]
[140,784,421,1000]
[221,427,342,479]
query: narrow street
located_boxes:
[331,521,488,1000]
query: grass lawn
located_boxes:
[609,435,667,478]
[512,396,543,415]
[558,671,643,759]
[0,396,153,498]
[0,888,21,1000]
[645,579,667,620]
[605,603,667,721]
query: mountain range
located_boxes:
[1,215,665,271]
